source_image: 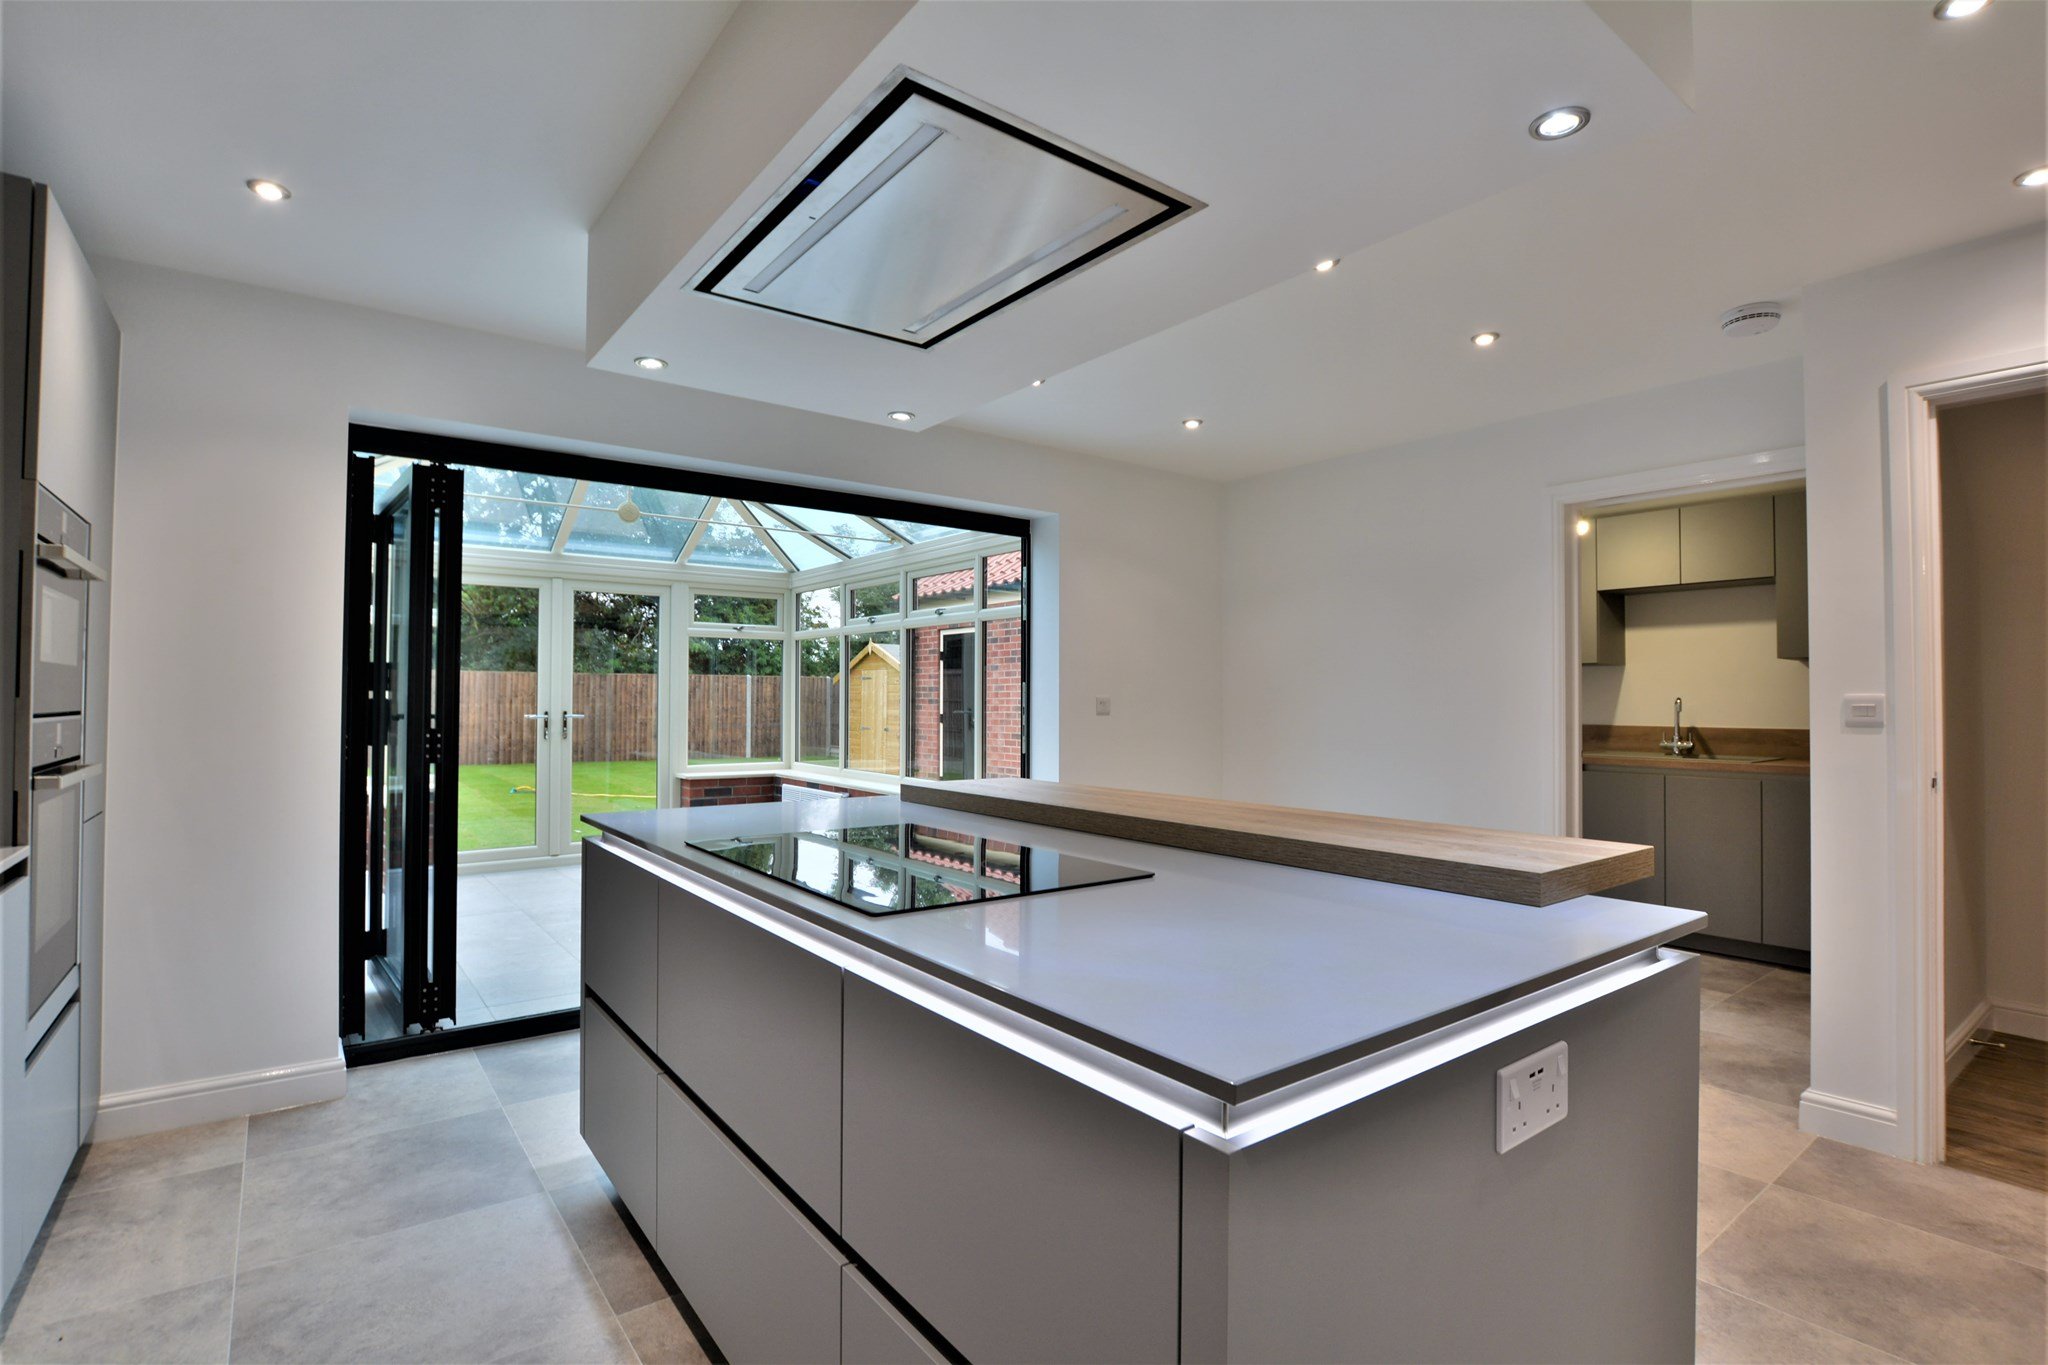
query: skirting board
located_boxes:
[93,1048,347,1141]
[1798,1088,1904,1157]
[1946,999,1993,1086]
[1990,1001,2048,1042]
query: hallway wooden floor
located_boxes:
[1947,1032,2048,1195]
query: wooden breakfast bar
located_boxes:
[577,783,1702,1363]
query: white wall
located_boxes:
[1582,583,1811,730]
[1219,359,1804,832]
[1801,225,2046,1154]
[94,260,1223,1124]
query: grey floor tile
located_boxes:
[504,1088,592,1171]
[477,1030,582,1106]
[1699,1028,1808,1109]
[1699,1162,1768,1252]
[238,1108,540,1269]
[1699,1083,1815,1183]
[469,954,580,1012]
[5,1164,242,1329]
[1694,1281,1904,1364]
[68,1117,246,1198]
[1700,1186,2048,1363]
[549,1177,669,1315]
[1777,1137,2048,1269]
[1702,975,1810,1056]
[0,1275,233,1364]
[246,1049,499,1160]
[617,1295,713,1365]
[534,1152,605,1191]
[1697,953,1774,996]
[490,992,581,1020]
[230,1192,632,1364]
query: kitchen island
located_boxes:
[580,791,1704,1364]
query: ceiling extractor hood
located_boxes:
[691,68,1202,348]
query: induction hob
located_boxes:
[686,820,1153,916]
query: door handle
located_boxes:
[560,711,587,731]
[524,712,550,740]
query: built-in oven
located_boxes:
[25,489,102,1022]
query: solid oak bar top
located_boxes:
[899,778,1653,907]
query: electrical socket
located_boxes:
[1497,1042,1568,1153]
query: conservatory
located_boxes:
[345,434,1029,1047]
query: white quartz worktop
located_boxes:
[585,795,1703,1104]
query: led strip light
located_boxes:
[594,835,1692,1151]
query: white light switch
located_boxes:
[1842,694,1886,730]
[1095,696,1112,716]
[1497,1042,1569,1153]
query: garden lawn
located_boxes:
[457,760,658,851]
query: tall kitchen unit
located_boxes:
[0,174,119,1296]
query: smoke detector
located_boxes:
[1719,302,1783,338]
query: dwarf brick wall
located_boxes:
[982,618,1024,778]
[679,773,873,808]
[910,625,947,780]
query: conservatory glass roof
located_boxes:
[377,457,985,573]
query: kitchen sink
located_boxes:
[1581,751,1782,765]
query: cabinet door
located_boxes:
[1579,530,1624,665]
[1680,497,1775,585]
[581,1001,657,1230]
[1581,769,1664,903]
[656,883,842,1224]
[1665,774,1762,942]
[843,976,1181,1365]
[843,1267,949,1365]
[656,1075,846,1365]
[1594,508,1680,591]
[1761,777,1811,950]
[582,839,657,1043]
[1775,491,1809,659]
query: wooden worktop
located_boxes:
[1581,725,1811,774]
[899,778,1654,907]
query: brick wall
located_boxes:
[679,773,873,808]
[983,618,1024,777]
[910,625,946,780]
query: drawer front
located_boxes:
[581,1002,657,1229]
[9,998,81,1277]
[843,1266,948,1365]
[656,882,841,1224]
[655,1075,845,1365]
[583,840,658,1043]
[842,976,1180,1365]
[1665,774,1763,942]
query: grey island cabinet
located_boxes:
[581,795,1706,1364]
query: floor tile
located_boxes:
[490,991,581,1019]
[504,1089,591,1170]
[477,1030,582,1105]
[1699,1162,1768,1252]
[5,1164,242,1328]
[238,1107,540,1269]
[1699,1084,1815,1183]
[1694,1281,1904,1364]
[68,1117,246,1198]
[1697,953,1774,996]
[230,1192,632,1364]
[1700,1185,2048,1363]
[0,1275,233,1364]
[1777,1137,2048,1269]
[550,1177,669,1315]
[617,1295,713,1365]
[1699,1028,1808,1109]
[1701,974,1810,1055]
[246,1049,499,1159]
[534,1151,605,1191]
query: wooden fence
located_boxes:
[459,670,840,764]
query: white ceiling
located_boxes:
[4,1,2043,479]
[2,0,738,346]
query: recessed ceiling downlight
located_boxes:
[1471,331,1500,348]
[1182,418,1203,431]
[1933,0,1989,18]
[1314,258,1340,273]
[1719,302,1783,338]
[246,178,291,203]
[1528,107,1590,141]
[889,411,915,422]
[632,356,668,371]
[2016,166,2048,188]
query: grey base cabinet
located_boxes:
[1580,770,1665,904]
[1665,774,1762,943]
[842,1268,948,1365]
[580,1001,656,1229]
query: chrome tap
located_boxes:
[1660,697,1695,756]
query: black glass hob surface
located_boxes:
[686,821,1153,916]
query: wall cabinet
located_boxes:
[1594,508,1680,591]
[1679,498,1775,585]
[656,881,842,1225]
[1579,529,1624,666]
[1774,490,1809,660]
[1582,767,1809,962]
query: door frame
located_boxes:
[1884,349,2048,1164]
[1545,446,1808,839]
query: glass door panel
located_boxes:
[567,589,662,842]
[456,582,544,855]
